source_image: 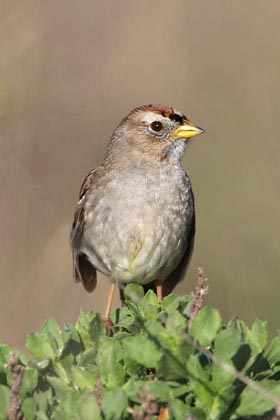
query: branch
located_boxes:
[187,267,209,328]
[5,353,25,420]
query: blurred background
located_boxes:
[1,0,280,348]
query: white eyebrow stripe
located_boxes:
[141,112,166,124]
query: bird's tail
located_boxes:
[73,253,97,293]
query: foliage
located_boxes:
[1,284,280,419]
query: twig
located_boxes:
[5,353,25,420]
[188,267,209,328]
[127,391,158,419]
[93,374,103,405]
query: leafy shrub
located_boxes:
[1,284,280,420]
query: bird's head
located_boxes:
[106,104,204,165]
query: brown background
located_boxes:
[1,0,280,347]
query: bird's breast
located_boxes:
[83,165,194,284]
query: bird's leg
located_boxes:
[104,282,115,331]
[155,281,163,301]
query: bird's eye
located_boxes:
[150,121,163,132]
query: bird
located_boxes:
[70,104,204,329]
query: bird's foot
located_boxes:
[104,317,114,333]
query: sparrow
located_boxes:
[70,104,204,328]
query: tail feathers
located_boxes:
[73,253,97,293]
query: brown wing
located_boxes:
[72,168,96,234]
[70,167,102,293]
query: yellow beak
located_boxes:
[172,121,205,139]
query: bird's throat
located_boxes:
[161,139,186,163]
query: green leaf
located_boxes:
[147,381,178,402]
[78,393,102,420]
[124,286,160,323]
[190,306,222,347]
[170,399,187,419]
[214,325,243,361]
[51,390,80,420]
[266,336,280,367]
[186,407,208,420]
[35,412,50,420]
[158,339,190,380]
[212,326,243,393]
[14,349,28,366]
[112,331,131,340]
[145,320,191,380]
[165,309,186,330]
[143,289,159,307]
[122,335,162,368]
[227,317,249,338]
[47,376,72,399]
[124,379,187,406]
[71,366,96,391]
[53,359,72,384]
[161,294,181,312]
[27,318,63,361]
[55,326,84,383]
[123,353,142,377]
[247,319,268,355]
[0,385,9,419]
[111,307,136,331]
[26,318,62,361]
[33,388,52,418]
[167,382,189,398]
[96,337,126,388]
[21,397,37,420]
[235,379,280,417]
[61,324,83,357]
[44,318,64,350]
[122,379,146,403]
[210,394,233,420]
[19,368,38,398]
[75,310,103,350]
[78,347,98,368]
[187,354,213,412]
[0,344,12,366]
[102,389,128,420]
[124,283,145,302]
[52,390,101,420]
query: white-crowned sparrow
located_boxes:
[70,104,204,327]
